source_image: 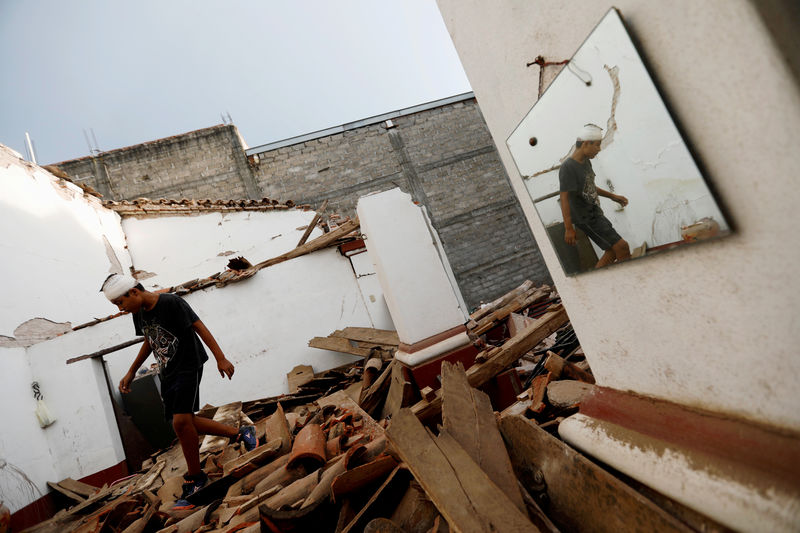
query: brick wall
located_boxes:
[56,125,261,201]
[57,99,552,308]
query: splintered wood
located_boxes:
[309,327,399,358]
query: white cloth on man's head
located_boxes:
[102,274,138,300]
[577,124,603,141]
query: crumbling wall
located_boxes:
[56,125,262,201]
[119,209,323,290]
[251,99,551,307]
[0,145,133,343]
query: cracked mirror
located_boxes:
[507,8,730,276]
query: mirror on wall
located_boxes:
[507,8,730,276]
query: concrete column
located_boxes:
[357,188,469,366]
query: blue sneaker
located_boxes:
[173,472,208,510]
[236,425,258,451]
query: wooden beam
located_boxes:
[470,280,534,322]
[297,199,328,247]
[386,409,537,533]
[57,478,99,498]
[287,364,315,394]
[499,415,690,533]
[252,218,359,270]
[440,361,526,513]
[66,337,144,364]
[472,287,551,335]
[47,482,84,503]
[309,336,373,357]
[543,351,595,384]
[380,361,414,420]
[332,327,400,346]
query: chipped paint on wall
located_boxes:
[0,318,72,348]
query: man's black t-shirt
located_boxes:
[559,157,603,223]
[133,293,208,380]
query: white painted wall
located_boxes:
[436,0,800,431]
[0,146,132,340]
[357,188,468,345]
[0,328,126,513]
[0,347,57,513]
[349,251,395,331]
[507,9,728,252]
[121,210,323,289]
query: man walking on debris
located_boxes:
[102,274,257,510]
[559,123,631,268]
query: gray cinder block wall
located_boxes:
[56,96,551,308]
[57,125,261,201]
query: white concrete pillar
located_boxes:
[357,188,469,363]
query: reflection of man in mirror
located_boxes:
[559,124,631,268]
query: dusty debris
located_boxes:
[28,280,717,533]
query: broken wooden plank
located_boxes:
[309,336,374,357]
[412,306,568,421]
[499,415,690,533]
[66,337,144,364]
[297,199,329,247]
[332,328,399,347]
[47,481,85,503]
[57,478,99,498]
[131,460,165,493]
[543,351,595,384]
[472,287,551,335]
[388,481,443,533]
[528,373,552,414]
[386,409,536,533]
[199,401,242,454]
[440,361,526,513]
[470,280,535,322]
[341,467,412,533]
[287,364,315,394]
[252,218,359,271]
[380,361,414,420]
[119,495,161,533]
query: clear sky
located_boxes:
[0,1,471,164]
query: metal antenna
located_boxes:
[83,129,94,154]
[25,132,37,164]
[90,128,101,153]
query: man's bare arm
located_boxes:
[193,320,234,379]
[119,339,152,393]
[560,191,577,245]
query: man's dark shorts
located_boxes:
[575,214,622,251]
[161,368,202,421]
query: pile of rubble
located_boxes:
[24,280,704,533]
